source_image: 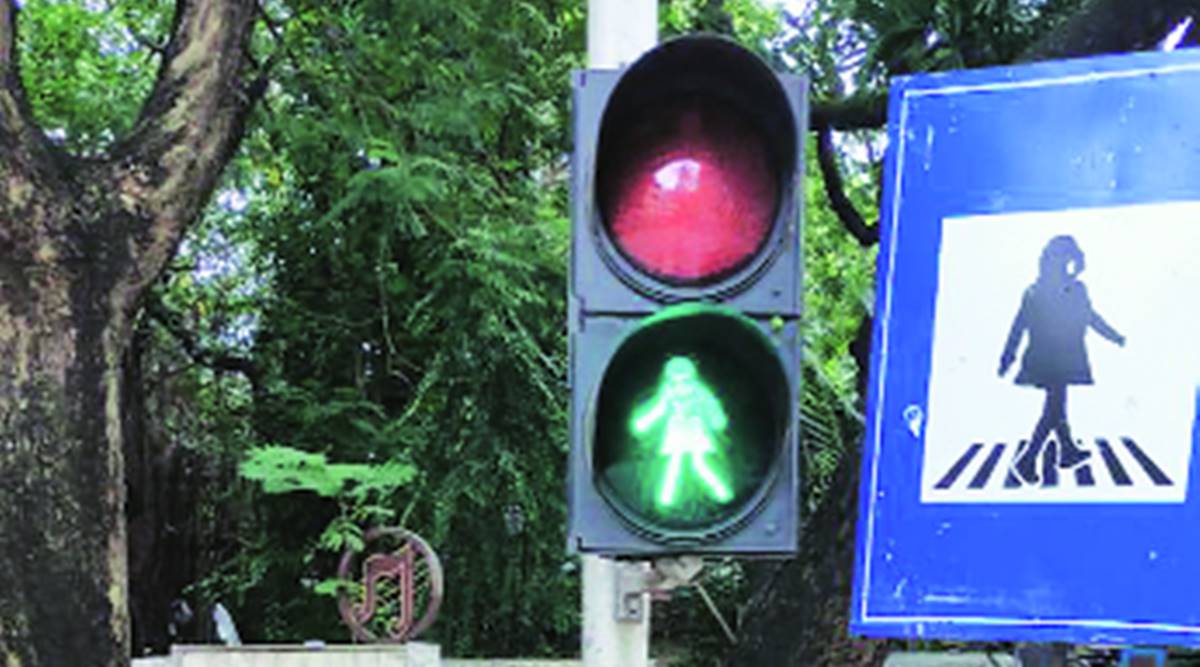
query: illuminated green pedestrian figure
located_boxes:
[631,356,734,507]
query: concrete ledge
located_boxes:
[133,648,598,667]
[884,652,1017,667]
[133,644,441,667]
[443,662,582,667]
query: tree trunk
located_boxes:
[125,309,244,654]
[0,186,140,665]
[731,459,888,667]
[0,1,260,663]
[125,322,201,655]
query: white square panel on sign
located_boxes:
[920,201,1200,504]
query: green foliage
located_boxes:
[186,0,585,654]
[662,0,781,48]
[803,134,879,399]
[239,443,418,602]
[784,0,1086,94]
[849,0,1056,74]
[18,0,170,153]
[801,356,865,511]
[241,445,416,500]
[16,0,1097,660]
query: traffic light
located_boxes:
[568,36,806,556]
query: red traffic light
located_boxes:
[595,36,797,291]
[599,98,777,284]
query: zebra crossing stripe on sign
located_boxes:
[932,437,1173,495]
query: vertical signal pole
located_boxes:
[587,0,657,70]
[583,5,655,667]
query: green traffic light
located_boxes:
[592,304,790,540]
[629,356,733,507]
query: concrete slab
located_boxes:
[884,652,1018,667]
[443,662,583,667]
[443,662,582,667]
[131,644,440,667]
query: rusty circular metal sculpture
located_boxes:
[336,526,444,643]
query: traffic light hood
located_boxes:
[597,35,799,191]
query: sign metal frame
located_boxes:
[853,48,1200,647]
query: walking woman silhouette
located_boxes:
[999,235,1125,485]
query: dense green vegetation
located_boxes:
[14,0,1161,663]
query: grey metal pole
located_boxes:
[581,556,651,666]
[587,0,657,69]
[1014,645,1068,667]
[581,2,656,666]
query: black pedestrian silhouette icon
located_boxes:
[998,235,1126,485]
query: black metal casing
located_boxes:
[567,36,807,556]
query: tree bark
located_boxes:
[0,1,259,664]
[125,298,260,654]
[124,321,205,655]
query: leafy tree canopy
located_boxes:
[17,0,1177,663]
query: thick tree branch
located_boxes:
[810,93,888,132]
[145,297,260,389]
[106,0,262,300]
[128,28,167,57]
[0,1,22,145]
[0,1,15,111]
[0,2,41,152]
[816,124,878,247]
[0,1,55,208]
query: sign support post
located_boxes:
[1014,645,1067,667]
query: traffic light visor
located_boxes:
[596,37,798,288]
[591,305,792,542]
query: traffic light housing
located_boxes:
[568,36,806,556]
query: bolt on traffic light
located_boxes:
[568,36,806,556]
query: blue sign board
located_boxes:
[852,48,1200,646]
